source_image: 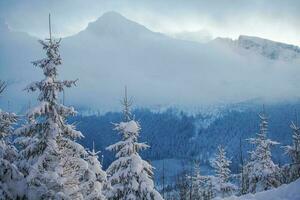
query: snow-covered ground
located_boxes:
[216,179,300,200]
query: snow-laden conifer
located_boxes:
[106,87,163,200]
[282,119,300,182]
[243,109,280,193]
[14,15,93,200]
[0,81,24,200]
[284,121,300,164]
[188,162,211,200]
[211,146,236,198]
[80,142,107,200]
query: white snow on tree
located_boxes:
[211,146,236,198]
[284,121,300,164]
[106,87,163,200]
[243,110,280,194]
[188,161,214,200]
[282,119,300,182]
[80,141,108,200]
[14,15,96,200]
[191,163,204,199]
[0,81,24,200]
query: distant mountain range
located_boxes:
[0,11,300,112]
[213,35,300,61]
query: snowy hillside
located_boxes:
[217,178,300,200]
[213,35,300,61]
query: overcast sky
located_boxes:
[0,0,299,45]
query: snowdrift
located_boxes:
[217,179,300,200]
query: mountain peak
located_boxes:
[100,11,126,20]
[85,11,153,37]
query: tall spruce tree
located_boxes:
[211,146,235,198]
[0,81,24,200]
[243,109,280,193]
[106,87,163,200]
[14,15,96,199]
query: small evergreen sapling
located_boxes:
[211,146,236,198]
[282,117,300,182]
[284,122,300,164]
[106,87,163,200]
[243,110,280,193]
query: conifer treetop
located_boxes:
[25,14,77,106]
[121,86,132,122]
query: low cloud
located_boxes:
[0,0,299,45]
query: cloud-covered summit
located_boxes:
[0,12,300,112]
[213,35,300,61]
[0,0,299,45]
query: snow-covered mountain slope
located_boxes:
[1,12,300,111]
[217,178,300,200]
[213,35,300,61]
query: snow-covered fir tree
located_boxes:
[80,141,107,200]
[0,81,24,200]
[106,87,163,200]
[14,15,99,200]
[243,109,280,193]
[282,119,300,182]
[284,121,300,164]
[189,162,211,200]
[211,146,236,198]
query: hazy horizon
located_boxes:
[1,6,300,113]
[1,0,300,45]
